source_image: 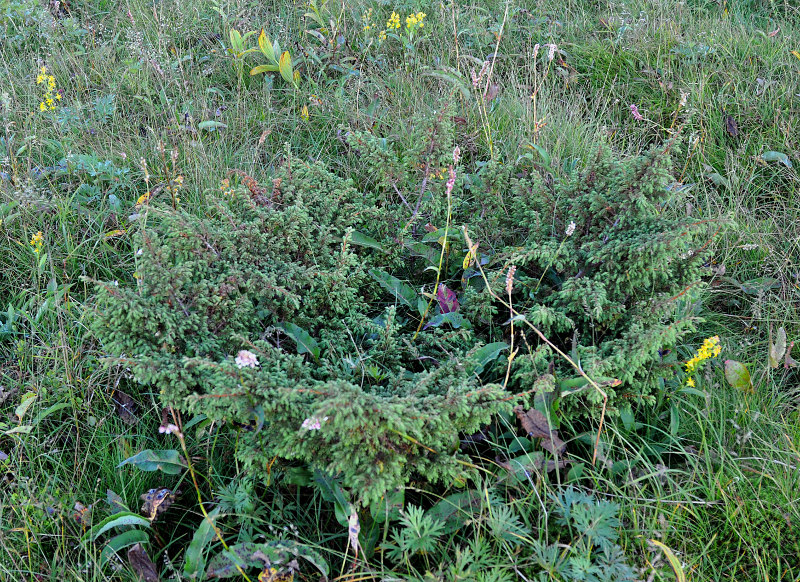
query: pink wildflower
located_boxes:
[235,350,259,368]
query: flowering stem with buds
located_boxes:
[413,159,456,340]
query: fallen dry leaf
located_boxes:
[725,115,739,137]
[513,406,566,455]
[111,389,138,425]
[128,543,159,582]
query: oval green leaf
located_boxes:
[724,360,753,393]
[117,449,187,474]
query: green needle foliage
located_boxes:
[92,120,707,503]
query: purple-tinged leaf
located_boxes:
[437,284,458,314]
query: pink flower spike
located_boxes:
[630,104,644,121]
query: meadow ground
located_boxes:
[1,0,800,580]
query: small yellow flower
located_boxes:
[387,11,400,30]
[686,377,696,388]
[685,335,721,374]
[30,231,44,254]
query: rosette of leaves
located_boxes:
[92,160,511,505]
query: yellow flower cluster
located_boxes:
[405,11,426,31]
[362,8,373,31]
[30,231,44,254]
[386,11,400,30]
[220,178,234,197]
[36,66,61,112]
[685,335,721,387]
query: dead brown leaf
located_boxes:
[484,84,500,103]
[725,115,739,137]
[128,543,159,582]
[513,406,566,455]
[111,389,138,425]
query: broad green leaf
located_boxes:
[421,227,464,244]
[198,120,228,132]
[184,507,221,578]
[313,469,353,527]
[4,425,32,435]
[724,360,753,393]
[467,342,508,375]
[761,151,792,168]
[279,51,295,86]
[503,452,548,485]
[738,277,781,295]
[275,322,320,360]
[369,488,404,524]
[705,171,730,189]
[81,512,151,543]
[205,541,328,579]
[420,69,471,100]
[118,449,187,474]
[369,269,417,309]
[426,490,482,535]
[229,29,242,50]
[525,142,551,168]
[769,326,787,368]
[250,64,279,76]
[32,402,71,426]
[100,530,150,566]
[424,312,472,330]
[405,241,440,265]
[348,231,384,251]
[257,30,276,63]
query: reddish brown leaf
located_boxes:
[513,406,566,454]
[786,341,798,369]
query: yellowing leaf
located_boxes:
[792,50,800,61]
[15,392,37,422]
[279,51,295,87]
[300,105,309,121]
[768,326,787,368]
[258,30,276,63]
[462,242,478,269]
[724,360,753,393]
[649,540,686,582]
